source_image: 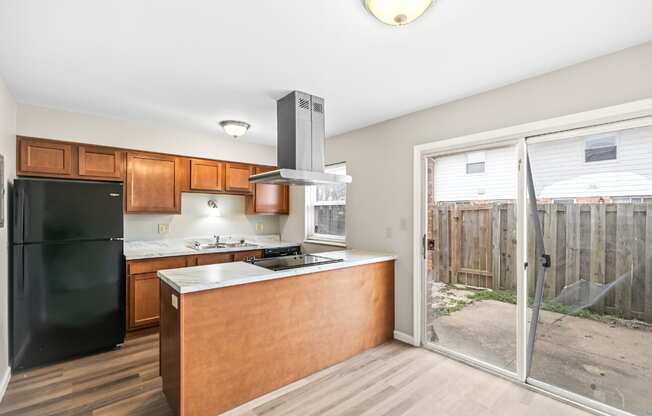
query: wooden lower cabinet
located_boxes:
[128,273,160,329]
[233,250,263,262]
[127,251,264,331]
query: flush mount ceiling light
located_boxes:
[219,120,250,138]
[365,0,433,26]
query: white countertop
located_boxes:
[124,237,300,260]
[157,250,397,294]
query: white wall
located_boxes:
[317,41,652,337]
[16,104,283,242]
[125,193,280,241]
[0,75,16,393]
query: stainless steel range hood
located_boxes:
[249,91,352,186]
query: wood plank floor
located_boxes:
[0,332,591,416]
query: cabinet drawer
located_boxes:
[127,256,189,275]
[233,250,263,262]
[78,145,125,180]
[196,253,234,266]
[19,138,74,176]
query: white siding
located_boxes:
[433,146,517,202]
[433,125,652,202]
[529,125,652,199]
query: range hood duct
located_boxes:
[249,91,352,186]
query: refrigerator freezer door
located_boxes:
[11,240,125,370]
[13,179,123,244]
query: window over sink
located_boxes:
[306,162,346,245]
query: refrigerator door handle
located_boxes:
[14,245,25,297]
[14,186,25,243]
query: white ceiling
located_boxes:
[1,1,652,146]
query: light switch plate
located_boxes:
[256,222,264,232]
[158,223,170,234]
[171,294,178,309]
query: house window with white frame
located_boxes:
[306,163,346,244]
[466,151,485,174]
[585,135,617,162]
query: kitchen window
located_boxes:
[306,163,346,245]
[585,135,617,162]
[465,151,486,174]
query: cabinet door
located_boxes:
[18,138,73,176]
[190,159,224,192]
[233,250,263,262]
[128,273,160,330]
[78,145,125,180]
[225,163,254,193]
[126,152,181,213]
[196,253,234,266]
[251,166,289,214]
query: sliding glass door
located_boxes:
[423,144,522,374]
[526,124,652,415]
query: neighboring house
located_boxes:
[433,125,652,203]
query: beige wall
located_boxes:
[17,104,277,165]
[0,75,16,390]
[322,41,652,336]
[16,105,282,241]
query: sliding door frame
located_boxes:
[413,97,652,416]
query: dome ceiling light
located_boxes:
[219,120,250,138]
[365,0,433,26]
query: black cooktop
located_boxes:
[249,254,343,271]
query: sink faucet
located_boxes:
[213,235,220,244]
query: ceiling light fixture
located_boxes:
[219,120,250,138]
[365,0,433,26]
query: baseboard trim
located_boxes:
[393,330,418,347]
[0,366,10,403]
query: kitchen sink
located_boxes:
[188,241,259,250]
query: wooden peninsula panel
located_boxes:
[160,260,395,416]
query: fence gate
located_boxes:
[434,204,495,288]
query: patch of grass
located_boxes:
[467,289,596,319]
[435,299,468,316]
[469,290,517,305]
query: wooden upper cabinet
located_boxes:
[78,145,125,180]
[225,163,254,193]
[18,137,74,177]
[190,159,224,192]
[126,152,181,213]
[246,166,289,215]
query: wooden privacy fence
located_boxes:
[431,202,652,323]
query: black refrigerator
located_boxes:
[11,178,125,370]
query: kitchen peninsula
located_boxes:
[158,250,396,416]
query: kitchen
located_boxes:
[1,2,652,416]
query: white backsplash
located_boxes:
[124,193,281,241]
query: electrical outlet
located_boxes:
[158,223,170,234]
[255,222,264,233]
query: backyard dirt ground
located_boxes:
[429,285,652,416]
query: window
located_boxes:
[466,151,485,174]
[585,135,617,162]
[306,163,346,244]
